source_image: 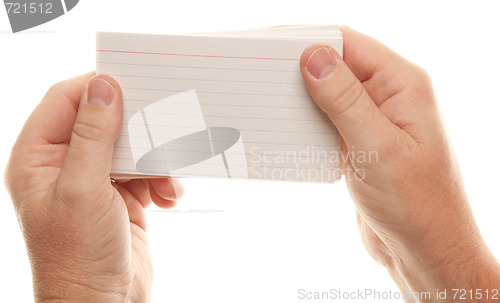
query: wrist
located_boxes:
[40,295,129,303]
[33,271,133,303]
[37,289,131,303]
[36,285,132,303]
[387,240,500,302]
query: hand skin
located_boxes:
[300,27,500,302]
[5,28,500,303]
[5,73,183,302]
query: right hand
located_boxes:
[300,27,500,298]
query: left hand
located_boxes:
[5,72,182,302]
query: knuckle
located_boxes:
[414,65,431,83]
[55,174,113,205]
[71,119,110,143]
[44,80,79,110]
[4,149,29,205]
[325,78,365,117]
[409,64,433,90]
[3,160,15,198]
[46,80,69,98]
[400,63,436,108]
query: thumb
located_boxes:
[58,75,123,191]
[300,44,396,151]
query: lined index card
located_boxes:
[97,25,343,183]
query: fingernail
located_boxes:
[306,47,337,79]
[87,78,115,107]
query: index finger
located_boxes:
[340,26,414,106]
[341,26,405,81]
[18,71,95,145]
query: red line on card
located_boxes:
[96,49,299,61]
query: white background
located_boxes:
[1,1,500,302]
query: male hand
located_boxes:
[300,27,500,299]
[5,73,182,302]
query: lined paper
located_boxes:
[97,25,343,183]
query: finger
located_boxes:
[341,26,412,107]
[341,26,439,140]
[120,178,183,210]
[150,178,184,201]
[341,26,404,83]
[149,182,177,209]
[115,184,148,231]
[120,179,153,209]
[300,44,400,151]
[19,71,95,145]
[58,75,123,192]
